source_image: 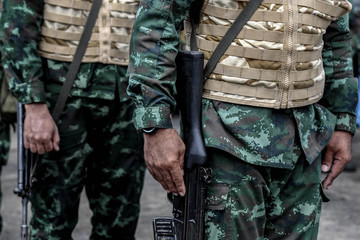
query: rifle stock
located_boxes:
[153,50,211,240]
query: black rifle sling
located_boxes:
[52,0,103,124]
[202,0,264,81]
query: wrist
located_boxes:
[25,103,49,114]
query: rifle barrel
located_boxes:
[16,103,24,192]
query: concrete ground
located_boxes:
[0,129,359,240]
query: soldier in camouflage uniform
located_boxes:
[0,0,145,239]
[127,0,357,239]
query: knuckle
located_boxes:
[173,178,183,184]
[162,162,173,169]
[33,135,42,141]
[163,176,172,182]
[26,133,34,140]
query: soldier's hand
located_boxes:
[24,103,60,154]
[321,130,352,189]
[143,128,186,196]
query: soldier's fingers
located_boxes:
[36,143,46,155]
[23,131,32,149]
[29,142,37,153]
[170,166,185,196]
[162,170,178,195]
[24,137,30,149]
[321,149,333,173]
[158,180,171,194]
[151,169,171,193]
[322,158,348,189]
[52,127,60,151]
[322,169,338,190]
[43,140,53,153]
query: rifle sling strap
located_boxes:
[192,0,264,81]
[51,0,103,124]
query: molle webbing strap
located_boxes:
[52,0,103,124]
[41,27,98,41]
[205,61,323,81]
[201,0,347,18]
[204,78,324,101]
[40,42,99,56]
[184,22,322,45]
[203,0,264,81]
[40,41,129,58]
[45,0,139,13]
[39,49,129,64]
[44,12,87,25]
[43,11,135,27]
[298,0,350,17]
[187,37,322,63]
[202,5,331,29]
[45,0,91,10]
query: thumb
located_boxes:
[321,148,333,173]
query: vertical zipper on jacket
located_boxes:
[99,0,111,64]
[281,0,294,108]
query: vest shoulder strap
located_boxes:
[202,0,264,81]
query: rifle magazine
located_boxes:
[153,217,178,240]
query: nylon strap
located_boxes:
[202,0,264,81]
[52,0,103,124]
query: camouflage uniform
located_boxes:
[127,0,357,239]
[0,0,145,239]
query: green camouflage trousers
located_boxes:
[29,93,145,240]
[0,119,10,234]
[205,147,323,240]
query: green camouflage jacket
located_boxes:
[0,0,129,104]
[127,0,358,168]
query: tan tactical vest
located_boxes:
[184,0,351,109]
[39,0,139,65]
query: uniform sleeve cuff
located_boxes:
[334,113,357,135]
[10,80,46,104]
[132,106,173,130]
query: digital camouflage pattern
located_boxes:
[204,147,323,240]
[127,0,357,168]
[0,0,130,104]
[127,0,357,239]
[30,80,145,239]
[0,0,145,239]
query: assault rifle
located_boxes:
[13,103,39,240]
[152,51,212,240]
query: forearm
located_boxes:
[0,0,45,104]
